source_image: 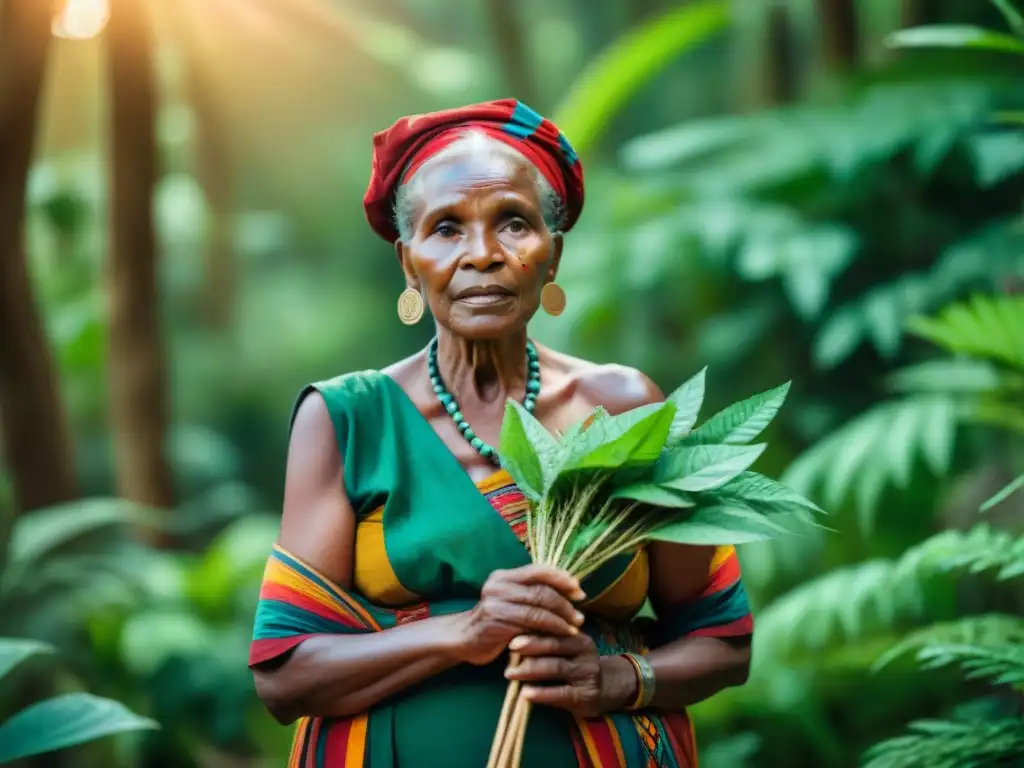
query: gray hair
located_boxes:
[392,129,566,241]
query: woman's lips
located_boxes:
[456,293,515,305]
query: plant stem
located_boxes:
[549,478,604,567]
[487,669,521,768]
[497,693,531,767]
[563,500,638,575]
[509,698,532,768]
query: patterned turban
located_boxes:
[363,99,585,243]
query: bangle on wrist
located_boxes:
[621,652,655,711]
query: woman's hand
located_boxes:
[503,634,639,718]
[451,565,586,667]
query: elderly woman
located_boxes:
[249,100,753,768]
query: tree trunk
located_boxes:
[754,4,799,107]
[0,0,80,515]
[106,0,175,517]
[185,52,235,329]
[900,0,943,27]
[814,0,859,73]
[482,0,539,108]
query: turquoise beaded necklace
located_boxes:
[427,337,540,466]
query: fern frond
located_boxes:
[895,523,1024,581]
[918,642,1024,689]
[861,717,1024,768]
[874,614,1024,687]
[781,396,956,528]
[908,294,1024,370]
[752,559,918,664]
[813,222,1024,368]
[754,526,1024,664]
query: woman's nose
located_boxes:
[460,227,504,270]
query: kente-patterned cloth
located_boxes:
[250,372,754,767]
[362,99,585,242]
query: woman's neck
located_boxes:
[434,328,529,407]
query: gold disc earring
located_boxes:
[397,287,425,325]
[540,282,566,316]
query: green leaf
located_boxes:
[9,498,146,566]
[654,444,766,492]
[561,402,676,473]
[558,406,610,445]
[499,401,547,499]
[684,382,790,445]
[553,0,730,156]
[907,295,1024,370]
[981,473,1024,513]
[0,639,54,682]
[993,0,1024,37]
[608,483,696,508]
[666,367,707,442]
[886,25,1024,55]
[646,503,790,546]
[0,693,157,763]
[886,359,1004,394]
[713,471,824,516]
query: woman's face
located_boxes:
[396,147,562,340]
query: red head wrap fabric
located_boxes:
[363,99,584,243]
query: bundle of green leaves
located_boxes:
[488,369,824,768]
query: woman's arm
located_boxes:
[507,543,751,716]
[252,393,585,724]
[616,542,752,710]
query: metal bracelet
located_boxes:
[622,652,656,710]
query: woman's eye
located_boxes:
[505,219,527,234]
[435,223,458,238]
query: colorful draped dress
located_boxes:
[249,371,753,767]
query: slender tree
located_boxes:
[757,3,799,107]
[0,0,80,514]
[483,0,539,108]
[814,0,860,73]
[900,0,944,27]
[105,0,175,515]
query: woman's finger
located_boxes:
[521,684,580,710]
[508,634,583,656]
[499,601,580,637]
[504,564,585,601]
[496,582,583,627]
[505,656,571,682]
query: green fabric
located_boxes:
[295,371,581,767]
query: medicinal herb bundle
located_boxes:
[487,369,822,768]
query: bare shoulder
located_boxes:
[380,348,431,404]
[290,388,335,449]
[538,344,664,416]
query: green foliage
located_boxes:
[907,294,1024,370]
[753,525,1024,665]
[683,382,791,446]
[887,24,1024,55]
[499,372,820,574]
[861,718,1024,768]
[0,639,155,763]
[553,0,730,156]
[666,366,707,441]
[875,614,1024,688]
[784,293,1024,525]
[782,396,957,527]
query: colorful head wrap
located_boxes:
[363,99,585,243]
